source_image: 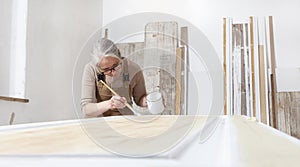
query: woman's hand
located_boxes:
[110,96,126,109]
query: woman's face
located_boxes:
[98,56,122,77]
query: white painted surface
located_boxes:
[276,68,300,92]
[0,0,28,98]
[0,116,299,166]
[0,0,13,96]
[9,0,27,98]
[0,0,103,125]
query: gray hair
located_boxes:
[91,38,121,66]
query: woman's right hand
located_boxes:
[110,96,126,109]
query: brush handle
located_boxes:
[100,80,134,112]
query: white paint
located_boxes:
[9,0,27,98]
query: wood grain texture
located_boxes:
[269,16,278,129]
[175,47,184,115]
[0,115,300,165]
[116,42,144,68]
[145,22,178,115]
[258,45,267,124]
[249,16,256,117]
[0,116,205,154]
[0,96,29,103]
[277,92,300,139]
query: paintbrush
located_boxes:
[100,80,135,112]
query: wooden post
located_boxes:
[269,16,278,129]
[223,18,227,115]
[181,27,189,115]
[0,96,29,103]
[249,16,256,117]
[258,45,267,124]
[175,47,184,115]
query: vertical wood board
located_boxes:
[144,22,178,115]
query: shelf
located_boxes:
[0,96,29,103]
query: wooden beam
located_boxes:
[0,96,29,103]
[175,47,184,115]
[258,45,267,124]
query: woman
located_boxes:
[80,38,147,117]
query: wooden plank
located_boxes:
[249,17,256,117]
[232,24,243,115]
[239,24,247,116]
[116,42,144,68]
[270,74,277,128]
[0,116,203,154]
[228,18,233,115]
[258,45,267,124]
[223,18,227,115]
[0,96,29,103]
[277,92,291,135]
[276,92,300,139]
[175,47,184,115]
[243,23,252,117]
[269,16,278,129]
[145,22,178,115]
[180,27,189,115]
[0,115,300,163]
[180,27,189,70]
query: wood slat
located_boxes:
[145,22,178,115]
[249,16,256,117]
[0,96,29,103]
[175,47,184,115]
[180,27,189,115]
[258,45,267,124]
[223,18,227,115]
[277,92,300,139]
[269,16,278,129]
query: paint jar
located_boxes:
[146,91,165,114]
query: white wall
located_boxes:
[102,0,300,114]
[0,0,103,125]
[103,0,300,67]
[0,0,13,96]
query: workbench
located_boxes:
[1,115,299,166]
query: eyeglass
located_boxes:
[100,63,122,75]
